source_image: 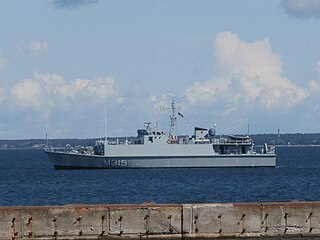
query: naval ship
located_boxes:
[45,99,276,169]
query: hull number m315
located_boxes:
[104,159,128,167]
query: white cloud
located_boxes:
[11,77,44,110]
[10,72,122,118]
[16,41,48,57]
[309,80,320,92]
[149,93,177,111]
[30,41,48,54]
[282,0,320,18]
[184,32,308,111]
[308,61,320,93]
[184,77,228,105]
[0,50,8,105]
[54,75,122,103]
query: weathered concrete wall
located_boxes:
[1,202,320,239]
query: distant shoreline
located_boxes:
[2,145,320,151]
[1,133,320,149]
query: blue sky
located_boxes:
[1,0,320,139]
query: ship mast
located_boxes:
[104,97,108,156]
[169,98,178,140]
[161,98,180,141]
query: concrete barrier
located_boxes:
[1,202,320,239]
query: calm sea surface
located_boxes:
[0,146,320,206]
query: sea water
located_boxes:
[0,146,320,206]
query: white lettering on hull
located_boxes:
[104,159,128,167]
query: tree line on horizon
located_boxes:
[1,133,320,149]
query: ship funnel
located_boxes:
[264,143,268,154]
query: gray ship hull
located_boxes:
[46,151,276,169]
[45,98,277,169]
